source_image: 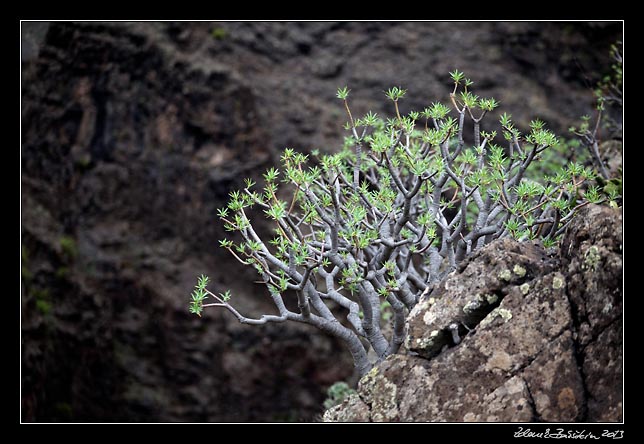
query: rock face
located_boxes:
[21,22,621,422]
[21,22,352,422]
[324,205,622,422]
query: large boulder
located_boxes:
[324,205,622,422]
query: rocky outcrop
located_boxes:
[324,205,622,422]
[559,204,623,422]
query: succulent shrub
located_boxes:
[323,381,357,410]
[569,41,622,182]
[189,71,602,377]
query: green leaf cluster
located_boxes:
[189,274,210,316]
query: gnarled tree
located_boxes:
[189,71,601,377]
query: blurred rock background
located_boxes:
[21,21,621,422]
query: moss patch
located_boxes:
[35,299,53,315]
[59,235,78,259]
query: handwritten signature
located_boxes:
[514,427,624,440]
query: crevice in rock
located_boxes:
[461,288,506,333]
[570,334,590,422]
[522,376,541,422]
[562,285,616,422]
[511,326,569,378]
[564,285,589,339]
[438,288,508,353]
[571,309,622,422]
[408,272,540,362]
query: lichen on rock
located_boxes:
[322,394,370,422]
[357,366,399,422]
[583,245,601,271]
[552,274,565,290]
[520,283,530,295]
[480,307,513,328]
[498,269,512,281]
